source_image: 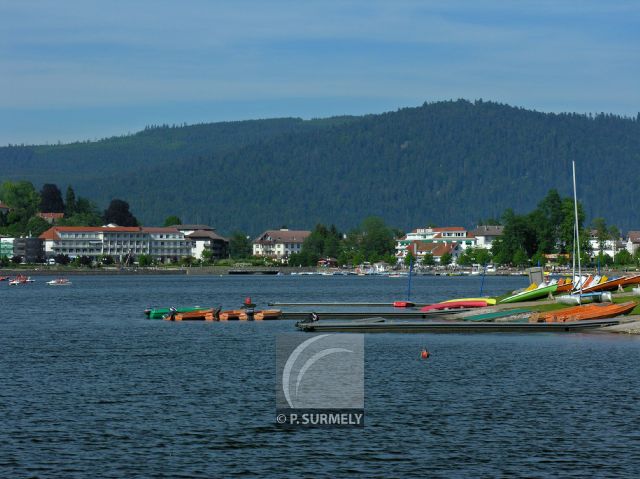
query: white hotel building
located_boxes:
[40,225,192,262]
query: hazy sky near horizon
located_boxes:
[1,0,639,145]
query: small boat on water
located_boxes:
[393,301,415,308]
[164,308,216,321]
[9,275,33,286]
[0,276,9,281]
[218,309,244,320]
[530,301,637,323]
[254,309,282,320]
[47,277,72,286]
[146,306,209,319]
[499,282,558,304]
[218,309,282,320]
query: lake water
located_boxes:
[2,274,640,477]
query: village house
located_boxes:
[177,225,229,260]
[395,226,478,262]
[469,225,504,249]
[626,231,640,256]
[252,228,310,260]
[588,229,622,259]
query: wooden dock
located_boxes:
[295,318,624,333]
[280,310,463,321]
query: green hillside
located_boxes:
[1,100,639,235]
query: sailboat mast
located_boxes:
[572,161,582,292]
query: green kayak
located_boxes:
[462,308,530,322]
[499,283,558,304]
[146,306,210,319]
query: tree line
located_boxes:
[466,190,637,268]
[0,180,139,238]
[3,180,639,269]
[2,99,640,235]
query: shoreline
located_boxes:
[1,266,637,276]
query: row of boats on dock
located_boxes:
[499,273,640,304]
[294,273,640,333]
[141,271,640,334]
[144,305,282,321]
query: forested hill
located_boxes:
[1,100,639,235]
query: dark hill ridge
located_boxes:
[1,100,639,235]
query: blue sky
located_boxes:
[1,0,639,145]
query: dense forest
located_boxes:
[1,100,639,236]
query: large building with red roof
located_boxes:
[40,225,193,262]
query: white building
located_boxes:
[395,226,476,261]
[588,229,619,259]
[469,225,504,249]
[626,231,640,255]
[182,229,229,260]
[252,228,310,260]
[40,225,192,262]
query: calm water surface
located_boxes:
[1,274,640,478]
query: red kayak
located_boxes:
[420,300,489,312]
[393,301,415,308]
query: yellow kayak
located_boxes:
[441,297,497,305]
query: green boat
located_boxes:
[499,283,558,304]
[145,306,210,319]
[461,308,530,322]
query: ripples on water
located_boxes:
[1,274,640,477]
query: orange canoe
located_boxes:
[254,309,282,320]
[164,308,215,321]
[530,301,637,323]
[219,309,282,320]
[218,309,245,321]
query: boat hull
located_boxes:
[147,306,209,319]
[499,284,558,304]
[530,301,637,323]
[421,300,489,312]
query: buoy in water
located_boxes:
[420,349,430,359]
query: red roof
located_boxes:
[39,226,141,240]
[253,229,311,244]
[0,201,10,209]
[40,228,60,240]
[39,226,187,240]
[431,242,458,257]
